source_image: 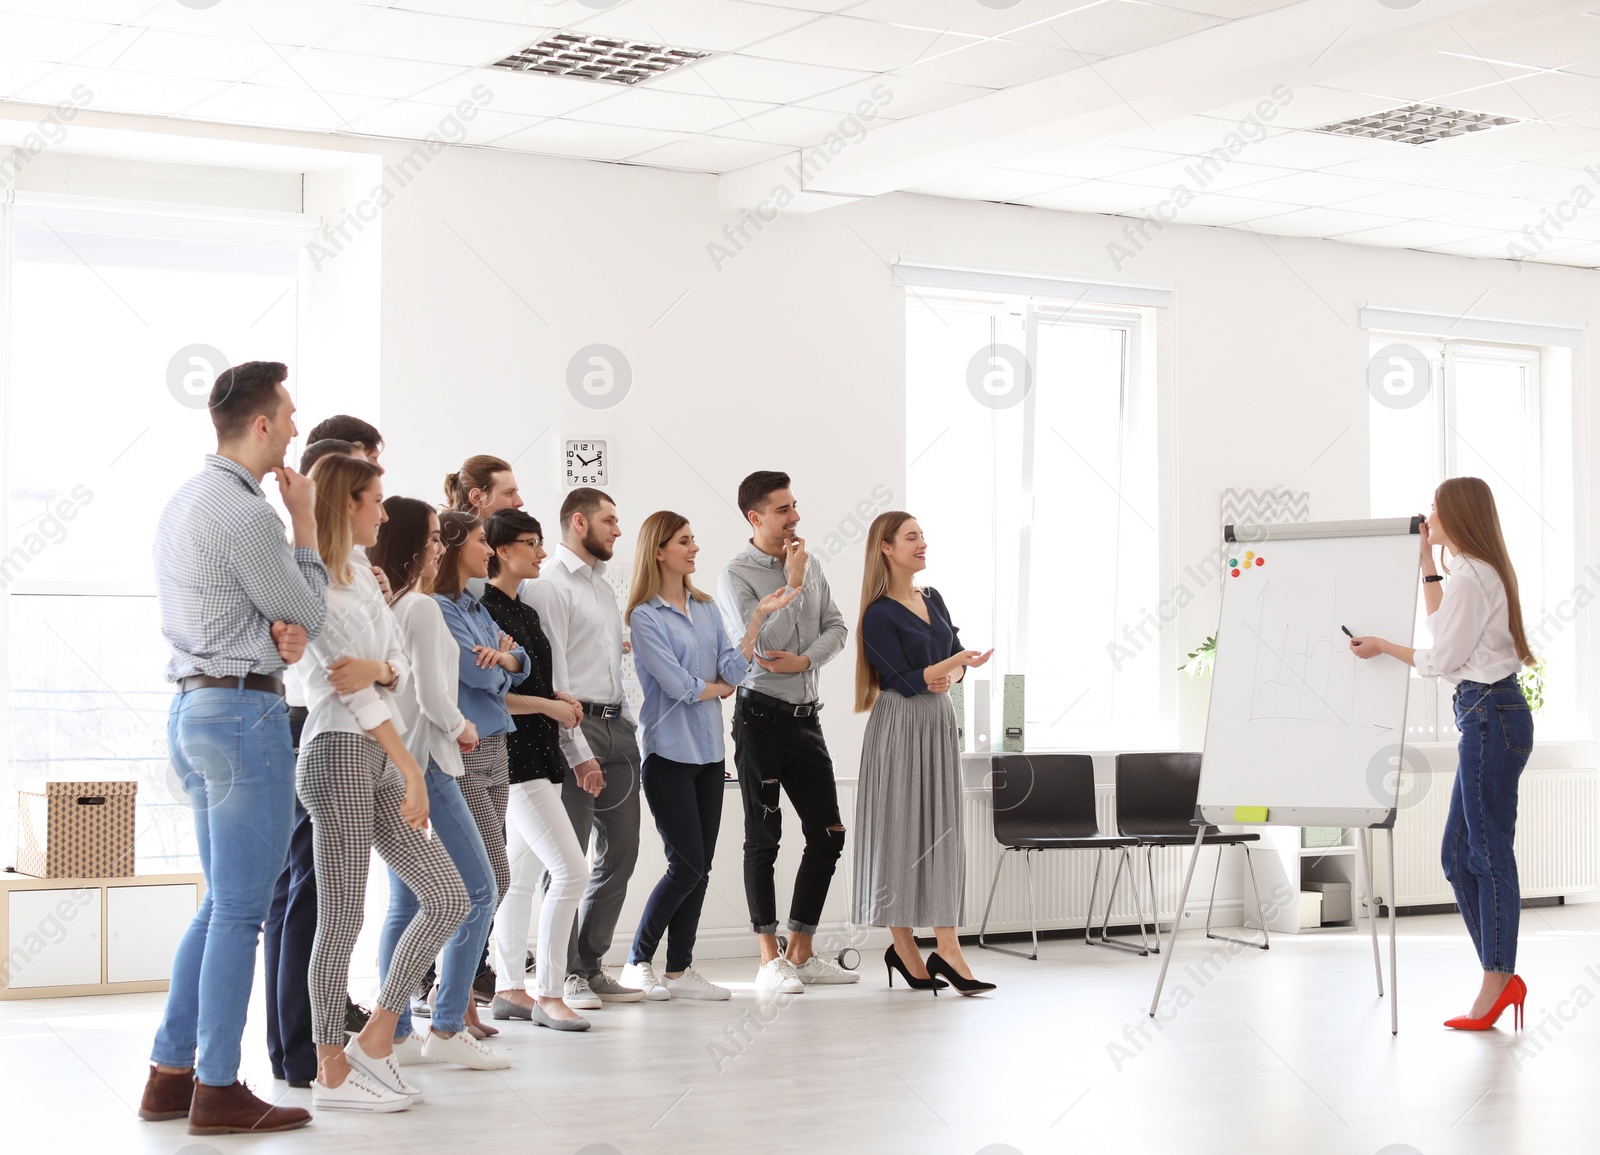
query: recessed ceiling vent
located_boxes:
[490,33,711,86]
[1310,103,1520,145]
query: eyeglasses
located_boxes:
[515,537,542,548]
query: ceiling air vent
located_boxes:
[1310,103,1520,145]
[490,33,711,86]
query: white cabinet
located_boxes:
[6,887,101,988]
[107,884,198,983]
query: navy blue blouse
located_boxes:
[861,587,963,697]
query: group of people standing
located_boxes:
[139,361,997,1137]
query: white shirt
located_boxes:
[285,544,369,709]
[521,543,633,767]
[390,590,469,777]
[300,563,411,748]
[1413,555,1525,686]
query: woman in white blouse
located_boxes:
[370,496,509,1070]
[297,456,470,1111]
[1350,477,1536,1031]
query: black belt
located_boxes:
[737,687,822,718]
[177,673,285,697]
[581,701,625,719]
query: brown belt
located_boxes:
[177,673,286,697]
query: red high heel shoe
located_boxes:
[1444,975,1526,1031]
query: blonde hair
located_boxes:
[624,511,711,624]
[310,455,383,586]
[854,510,917,713]
[1433,477,1535,667]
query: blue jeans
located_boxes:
[151,686,296,1086]
[630,755,724,974]
[1445,674,1533,975]
[379,765,496,1036]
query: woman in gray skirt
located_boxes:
[853,511,995,995]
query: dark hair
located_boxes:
[307,414,382,454]
[485,509,544,579]
[560,486,614,532]
[428,511,481,599]
[737,470,792,519]
[299,438,354,475]
[444,454,513,513]
[209,361,287,443]
[371,496,437,598]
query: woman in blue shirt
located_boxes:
[428,511,527,1038]
[853,511,994,996]
[618,511,796,1001]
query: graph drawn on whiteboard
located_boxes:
[1243,577,1360,727]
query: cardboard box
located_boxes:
[1297,890,1323,928]
[1303,880,1353,923]
[16,780,137,879]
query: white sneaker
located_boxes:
[664,966,731,1001]
[755,956,806,997]
[619,961,671,1001]
[344,1037,423,1102]
[312,1064,411,1113]
[793,952,862,985]
[420,1028,512,1070]
[390,1031,443,1066]
[563,974,603,1011]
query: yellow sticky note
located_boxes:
[1233,806,1269,823]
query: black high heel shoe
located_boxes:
[926,952,996,995]
[884,945,947,993]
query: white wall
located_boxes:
[369,139,1600,771]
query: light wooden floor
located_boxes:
[5,904,1598,1155]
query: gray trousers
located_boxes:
[549,714,641,978]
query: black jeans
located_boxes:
[629,755,723,973]
[732,694,844,935]
[264,707,315,1081]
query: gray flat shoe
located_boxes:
[531,1003,591,1031]
[490,994,533,1021]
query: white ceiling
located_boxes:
[3,0,1600,267]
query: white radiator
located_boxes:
[1380,766,1598,908]
[960,785,1188,935]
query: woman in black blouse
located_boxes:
[479,510,591,1032]
[853,511,994,995]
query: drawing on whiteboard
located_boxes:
[1243,579,1357,725]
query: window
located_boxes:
[3,194,313,870]
[1368,334,1578,739]
[906,291,1163,749]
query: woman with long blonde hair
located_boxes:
[1351,477,1536,1031]
[297,455,469,1110]
[853,511,994,995]
[617,510,796,1000]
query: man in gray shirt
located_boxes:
[716,471,858,996]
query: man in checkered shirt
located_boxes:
[139,361,327,1136]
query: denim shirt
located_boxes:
[629,593,750,764]
[434,590,528,739]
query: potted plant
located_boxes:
[1180,635,1216,679]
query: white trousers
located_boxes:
[493,778,588,998]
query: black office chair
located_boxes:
[978,753,1141,960]
[1109,752,1269,954]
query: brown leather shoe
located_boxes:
[138,1065,194,1121]
[188,1080,311,1135]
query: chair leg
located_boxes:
[1087,847,1149,955]
[1204,844,1270,950]
[1144,846,1162,955]
[979,846,1038,961]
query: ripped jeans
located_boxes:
[732,692,845,935]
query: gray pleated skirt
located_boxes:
[851,689,966,928]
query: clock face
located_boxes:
[565,439,608,487]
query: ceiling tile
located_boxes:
[1245,206,1411,238]
[708,102,871,146]
[1323,52,1538,106]
[1114,156,1296,194]
[565,0,819,54]
[1326,185,1506,219]
[1160,191,1304,225]
[912,166,1078,202]
[844,0,1116,40]
[405,69,609,118]
[3,62,230,118]
[134,0,374,47]
[1446,70,1600,120]
[1332,219,1510,249]
[312,8,537,66]
[1101,113,1280,154]
[648,53,873,104]
[625,134,792,173]
[741,16,975,73]
[799,73,987,118]
[893,38,1093,90]
[1019,180,1167,213]
[183,82,391,133]
[1238,129,1407,168]
[1431,198,1571,233]
[0,0,151,19]
[1419,234,1529,260]
[1435,160,1594,201]
[75,28,286,82]
[243,47,465,100]
[566,87,775,133]
[1152,0,1296,15]
[1012,140,1192,177]
[343,99,512,142]
[1419,119,1600,164]
[1319,145,1515,184]
[1224,169,1405,207]
[1445,14,1600,72]
[0,12,123,62]
[1006,1,1223,58]
[482,116,682,161]
[0,56,63,98]
[1203,85,1394,131]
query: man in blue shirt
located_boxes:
[140,362,325,1135]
